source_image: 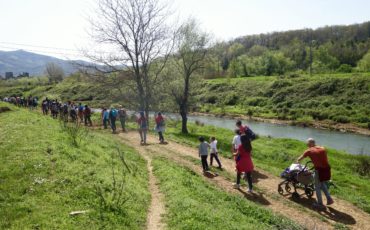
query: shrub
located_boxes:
[336,64,353,73]
[352,156,370,177]
[332,115,350,123]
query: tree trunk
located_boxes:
[180,109,188,134]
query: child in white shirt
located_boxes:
[210,137,222,169]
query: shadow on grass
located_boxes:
[288,194,356,225]
[252,170,268,184]
[237,189,271,206]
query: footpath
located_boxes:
[114,131,370,230]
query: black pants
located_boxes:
[158,131,164,142]
[85,115,92,126]
[110,118,116,132]
[237,172,253,190]
[210,153,222,168]
[201,155,209,171]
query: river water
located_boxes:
[168,114,370,156]
[95,109,369,155]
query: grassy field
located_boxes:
[0,102,150,229]
[152,156,303,230]
[161,120,370,214]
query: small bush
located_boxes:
[352,156,370,177]
[332,115,350,123]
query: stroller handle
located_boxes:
[301,161,313,172]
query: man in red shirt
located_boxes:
[297,138,334,209]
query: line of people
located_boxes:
[3,96,38,109]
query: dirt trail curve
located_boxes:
[117,131,370,230]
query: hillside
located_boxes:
[195,73,370,129]
[0,50,92,77]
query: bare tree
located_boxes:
[87,0,174,117]
[172,19,209,133]
[45,62,64,83]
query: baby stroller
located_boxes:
[278,161,315,200]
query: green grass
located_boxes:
[0,102,150,229]
[152,156,303,230]
[163,120,370,214]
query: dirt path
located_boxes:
[116,131,370,230]
[142,154,166,230]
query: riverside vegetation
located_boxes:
[1,72,369,130]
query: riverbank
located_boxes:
[190,111,370,136]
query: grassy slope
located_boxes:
[162,120,370,214]
[152,157,302,230]
[197,73,370,128]
[0,103,150,229]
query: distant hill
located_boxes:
[0,50,93,77]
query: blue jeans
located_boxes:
[314,170,332,205]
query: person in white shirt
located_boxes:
[231,129,241,154]
[210,137,222,169]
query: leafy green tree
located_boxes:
[357,50,370,72]
[172,19,210,133]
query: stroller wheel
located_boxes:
[305,187,314,198]
[292,192,300,201]
[278,186,284,195]
[285,184,291,192]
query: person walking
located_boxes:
[102,108,109,129]
[155,112,165,144]
[297,138,334,209]
[118,106,127,132]
[78,103,84,123]
[233,135,254,192]
[209,137,222,169]
[198,136,210,172]
[137,112,148,144]
[84,105,92,126]
[109,107,118,133]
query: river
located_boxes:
[169,114,370,156]
[95,109,370,155]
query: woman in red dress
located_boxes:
[233,135,254,192]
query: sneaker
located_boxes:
[247,189,253,193]
[233,183,240,189]
[327,199,334,205]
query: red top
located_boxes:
[303,146,329,169]
[236,145,254,173]
[239,125,248,135]
[155,115,164,124]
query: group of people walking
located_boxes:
[198,120,255,192]
[198,119,333,209]
[3,96,38,109]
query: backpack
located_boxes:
[245,127,256,141]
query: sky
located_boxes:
[0,0,370,60]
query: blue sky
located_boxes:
[0,0,369,59]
